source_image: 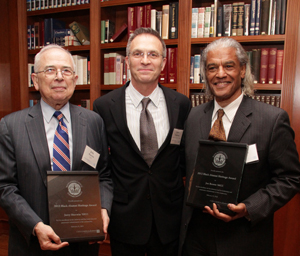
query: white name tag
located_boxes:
[170,128,183,145]
[81,145,100,169]
[246,144,259,163]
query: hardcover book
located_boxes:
[197,7,205,38]
[255,0,262,35]
[252,49,261,83]
[167,48,177,83]
[249,0,256,35]
[156,11,162,37]
[144,5,152,28]
[169,2,178,39]
[260,48,270,84]
[194,54,201,84]
[275,49,284,84]
[217,7,223,37]
[191,8,199,38]
[110,23,127,43]
[267,48,277,84]
[128,6,136,38]
[204,6,211,38]
[244,4,251,35]
[69,21,90,45]
[231,2,239,36]
[162,4,170,39]
[260,0,270,35]
[223,4,232,36]
[44,18,66,45]
[237,2,245,36]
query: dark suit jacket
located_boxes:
[179,96,300,256]
[0,102,113,256]
[93,82,191,245]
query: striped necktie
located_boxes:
[53,111,70,171]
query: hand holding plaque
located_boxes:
[186,140,248,215]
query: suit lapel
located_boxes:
[26,102,50,187]
[110,84,141,154]
[228,96,252,142]
[70,104,87,170]
[201,101,214,139]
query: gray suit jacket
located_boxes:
[0,102,113,256]
[179,96,300,256]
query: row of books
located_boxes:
[28,55,90,86]
[159,48,177,84]
[127,2,178,40]
[27,19,90,49]
[190,93,281,108]
[191,0,286,38]
[27,0,89,11]
[103,53,130,85]
[190,47,284,85]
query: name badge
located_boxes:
[82,145,100,169]
[170,128,183,145]
[246,144,259,163]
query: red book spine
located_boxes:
[259,48,270,84]
[110,23,128,43]
[136,6,144,28]
[168,47,177,83]
[159,62,168,84]
[144,5,152,27]
[275,49,284,84]
[127,7,136,38]
[267,48,277,84]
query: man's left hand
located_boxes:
[203,203,248,222]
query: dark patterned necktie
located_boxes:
[208,109,226,141]
[53,111,70,171]
[140,98,158,167]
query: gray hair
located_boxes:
[200,37,254,96]
[126,27,167,58]
[34,44,75,72]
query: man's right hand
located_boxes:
[34,222,69,251]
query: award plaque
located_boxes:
[187,140,248,215]
[47,171,104,242]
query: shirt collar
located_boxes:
[127,82,160,108]
[212,93,244,123]
[40,99,71,124]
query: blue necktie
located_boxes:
[53,111,70,171]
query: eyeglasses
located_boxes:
[35,67,75,78]
[129,51,163,59]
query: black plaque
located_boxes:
[47,171,104,242]
[187,140,248,215]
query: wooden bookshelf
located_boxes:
[1,0,300,255]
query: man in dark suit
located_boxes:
[0,45,113,256]
[93,27,191,256]
[179,37,300,256]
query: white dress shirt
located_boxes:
[211,93,244,140]
[40,99,73,170]
[125,83,169,150]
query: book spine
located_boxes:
[204,6,211,38]
[249,0,256,35]
[237,2,245,36]
[27,25,31,49]
[268,0,274,35]
[190,56,195,83]
[231,2,238,36]
[110,23,127,43]
[191,8,199,38]
[280,0,286,34]
[168,48,177,83]
[162,5,169,39]
[151,9,156,31]
[275,0,281,34]
[260,0,270,35]
[156,11,162,37]
[217,7,223,37]
[223,4,232,36]
[244,4,251,36]
[197,7,205,38]
[103,53,110,85]
[144,5,152,28]
[127,7,136,38]
[255,0,261,35]
[252,49,261,83]
[136,6,144,29]
[260,48,270,84]
[194,54,201,84]
[101,20,105,44]
[159,62,167,84]
[209,4,215,37]
[267,48,277,84]
[169,2,178,39]
[275,49,284,84]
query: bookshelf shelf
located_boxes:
[100,0,164,7]
[27,4,90,16]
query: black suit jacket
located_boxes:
[0,102,113,256]
[179,96,300,256]
[93,82,191,245]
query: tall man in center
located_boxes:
[93,27,191,255]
